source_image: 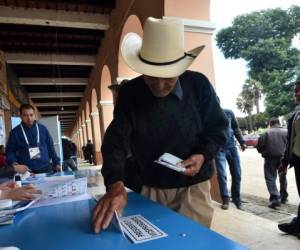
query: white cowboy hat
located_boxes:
[121,17,205,78]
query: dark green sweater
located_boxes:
[102,70,227,188]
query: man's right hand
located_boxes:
[92,181,127,234]
[13,164,29,174]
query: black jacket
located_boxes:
[101,71,228,188]
[256,125,287,158]
[282,112,296,167]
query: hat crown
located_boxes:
[140,17,185,64]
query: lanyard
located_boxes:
[20,123,40,146]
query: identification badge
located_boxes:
[29,147,41,159]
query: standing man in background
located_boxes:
[278,79,300,237]
[6,104,61,174]
[85,140,94,165]
[62,137,78,171]
[215,108,247,210]
[256,117,288,208]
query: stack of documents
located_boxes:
[0,200,37,225]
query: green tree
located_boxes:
[216,6,300,117]
[252,112,269,129]
[244,78,262,114]
[236,117,248,131]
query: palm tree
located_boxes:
[245,78,262,114]
[236,78,263,132]
[236,95,254,132]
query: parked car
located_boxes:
[243,134,259,147]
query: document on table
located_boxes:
[0,200,37,224]
[32,177,89,208]
[32,193,91,208]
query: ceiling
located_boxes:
[0,0,116,132]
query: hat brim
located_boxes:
[121,33,205,78]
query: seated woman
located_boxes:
[0,145,28,178]
[0,145,7,167]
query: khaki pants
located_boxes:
[141,180,214,228]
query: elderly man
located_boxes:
[92,17,227,233]
[6,104,61,174]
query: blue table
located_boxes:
[0,192,247,250]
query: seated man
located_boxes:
[6,104,61,174]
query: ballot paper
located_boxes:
[155,153,185,173]
[30,177,88,208]
[119,215,167,244]
[38,177,87,200]
[110,210,125,237]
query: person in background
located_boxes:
[92,17,227,233]
[215,108,247,210]
[82,146,87,161]
[62,138,78,171]
[70,142,78,168]
[0,145,28,178]
[6,104,61,174]
[256,117,288,208]
[278,79,300,237]
[85,140,94,165]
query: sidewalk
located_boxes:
[211,202,300,250]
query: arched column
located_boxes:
[76,131,82,158]
[78,127,84,158]
[86,119,92,141]
[98,100,114,132]
[90,111,102,165]
[100,65,114,135]
[82,123,87,146]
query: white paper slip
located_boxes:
[119,215,167,244]
[155,153,185,173]
[110,210,126,237]
[32,193,91,208]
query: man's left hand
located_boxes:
[54,165,62,172]
[180,154,205,176]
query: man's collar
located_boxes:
[21,120,36,128]
[171,79,183,100]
